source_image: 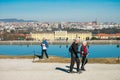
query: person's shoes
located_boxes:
[68,71,74,73]
[81,68,86,71]
[77,70,81,74]
[40,58,45,60]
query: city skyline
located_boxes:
[0,0,120,23]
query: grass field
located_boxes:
[0,55,120,64]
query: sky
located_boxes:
[0,0,120,23]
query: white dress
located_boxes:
[42,44,47,50]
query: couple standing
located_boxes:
[69,38,88,73]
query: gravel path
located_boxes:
[0,59,120,80]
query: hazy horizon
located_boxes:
[0,0,120,23]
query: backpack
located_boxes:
[69,46,72,52]
[69,42,74,52]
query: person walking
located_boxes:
[69,38,80,73]
[41,38,49,59]
[80,41,88,71]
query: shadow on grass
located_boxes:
[33,54,42,62]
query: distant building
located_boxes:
[54,31,67,40]
[68,32,92,41]
[31,32,54,41]
[30,31,92,41]
[95,33,120,39]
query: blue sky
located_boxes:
[0,0,120,23]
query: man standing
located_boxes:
[41,38,49,59]
[80,41,88,71]
[69,38,80,73]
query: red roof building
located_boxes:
[95,33,120,39]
